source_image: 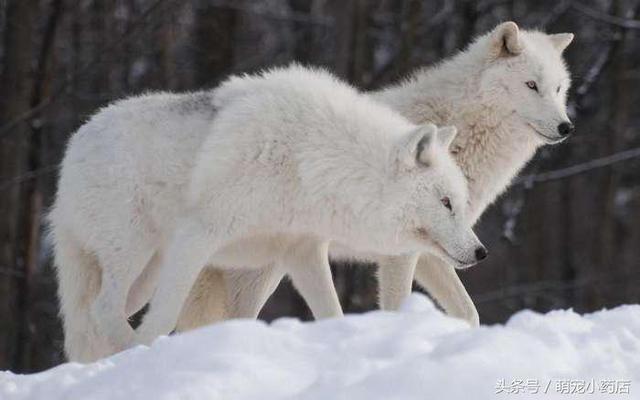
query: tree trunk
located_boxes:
[14,0,64,371]
[0,0,37,371]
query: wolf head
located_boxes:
[477,22,575,144]
[390,124,487,268]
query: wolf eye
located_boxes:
[556,85,561,93]
[526,81,538,92]
[441,196,452,211]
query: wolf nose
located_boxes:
[557,122,574,136]
[475,246,488,262]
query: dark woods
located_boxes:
[1,0,639,372]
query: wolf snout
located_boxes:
[557,122,574,137]
[474,246,488,262]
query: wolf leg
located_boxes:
[225,263,286,318]
[413,253,479,326]
[376,253,419,310]
[125,250,163,317]
[174,267,228,332]
[127,262,230,333]
[92,242,155,355]
[286,238,343,319]
[136,219,216,345]
[175,263,288,331]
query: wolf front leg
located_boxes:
[413,253,479,326]
[136,219,216,345]
[376,253,419,310]
[285,237,343,319]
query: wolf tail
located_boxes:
[49,219,106,362]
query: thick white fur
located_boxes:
[49,66,482,360]
[49,91,218,361]
[177,22,575,328]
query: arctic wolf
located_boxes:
[177,21,575,328]
[49,66,485,360]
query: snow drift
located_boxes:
[1,294,639,400]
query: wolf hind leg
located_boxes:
[124,249,171,318]
[91,240,156,354]
[174,267,228,332]
[225,263,286,319]
[175,263,287,332]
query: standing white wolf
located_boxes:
[49,66,485,360]
[176,21,575,328]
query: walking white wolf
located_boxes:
[175,21,575,329]
[49,66,485,360]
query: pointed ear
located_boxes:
[435,126,457,150]
[489,21,523,58]
[396,123,437,169]
[549,33,574,53]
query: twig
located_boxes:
[570,1,640,29]
[0,0,174,139]
[501,193,525,244]
[208,0,333,25]
[538,0,572,29]
[475,0,511,15]
[0,267,25,278]
[0,164,60,192]
[575,46,614,99]
[515,146,640,184]
[428,0,455,27]
[474,270,640,305]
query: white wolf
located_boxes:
[49,65,485,360]
[175,21,575,329]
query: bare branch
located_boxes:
[0,0,175,139]
[0,164,59,191]
[501,193,525,244]
[474,270,640,305]
[570,1,640,29]
[0,266,25,278]
[209,0,333,26]
[516,145,640,185]
[538,0,572,29]
[574,45,613,99]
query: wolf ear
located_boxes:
[490,21,523,58]
[435,126,458,150]
[549,33,574,53]
[396,123,437,169]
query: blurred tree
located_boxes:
[0,0,37,372]
[0,0,639,372]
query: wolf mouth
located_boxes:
[537,132,566,144]
[527,123,566,144]
[415,228,472,267]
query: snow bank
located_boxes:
[1,294,639,400]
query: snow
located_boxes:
[1,294,639,400]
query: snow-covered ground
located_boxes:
[1,294,639,400]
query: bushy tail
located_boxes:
[49,225,106,362]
